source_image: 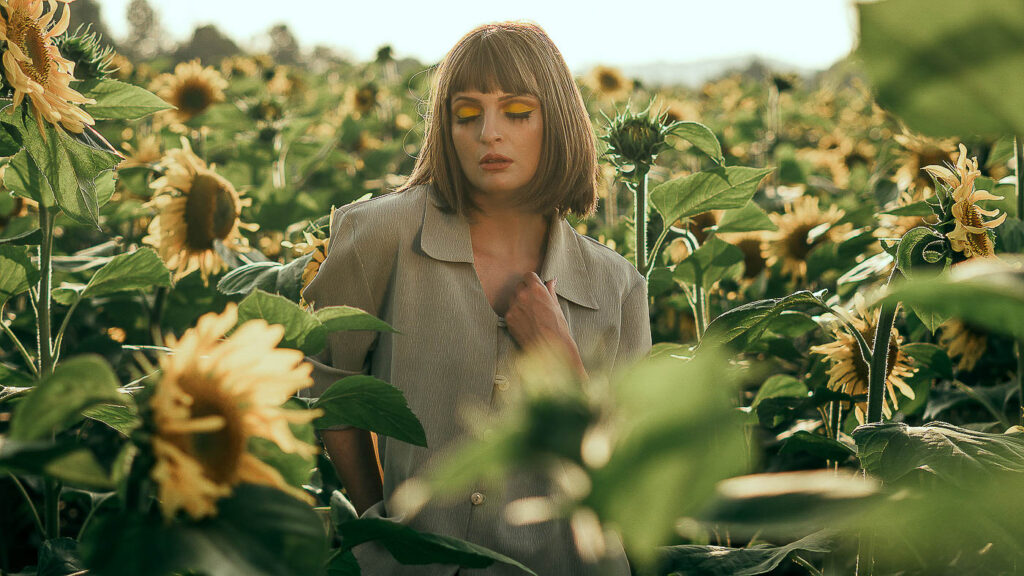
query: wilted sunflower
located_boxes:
[143,138,258,285]
[938,319,987,373]
[0,0,96,134]
[764,195,853,279]
[924,144,1007,260]
[149,59,228,122]
[150,303,322,520]
[810,295,917,424]
[893,129,957,196]
[585,65,631,101]
[291,212,333,299]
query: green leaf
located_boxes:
[336,518,536,574]
[76,78,173,120]
[4,149,54,205]
[883,201,933,217]
[671,121,725,165]
[38,537,84,576]
[658,529,836,576]
[315,305,397,334]
[82,403,140,436]
[0,106,120,227]
[313,375,427,447]
[780,431,856,461]
[329,490,359,528]
[0,244,39,308]
[237,289,326,355]
[877,261,1024,341]
[0,439,113,489]
[81,248,172,298]
[80,484,327,576]
[901,342,954,380]
[896,226,948,279]
[703,291,830,350]
[248,400,317,489]
[0,121,20,155]
[767,311,818,338]
[10,355,124,441]
[218,261,285,297]
[853,422,1024,485]
[650,166,773,226]
[751,375,807,409]
[0,227,42,246]
[856,0,1024,137]
[712,202,778,235]
[673,237,744,292]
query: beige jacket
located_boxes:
[301,184,651,576]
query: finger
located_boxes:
[545,278,556,298]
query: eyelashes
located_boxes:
[453,103,537,124]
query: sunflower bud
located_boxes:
[54,24,116,80]
[600,102,679,185]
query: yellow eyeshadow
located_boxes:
[455,106,481,119]
[503,102,536,114]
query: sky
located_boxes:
[97,0,859,71]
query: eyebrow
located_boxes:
[451,94,538,105]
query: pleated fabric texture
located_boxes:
[300,184,651,576]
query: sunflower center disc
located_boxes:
[11,13,52,86]
[178,79,214,117]
[184,173,237,251]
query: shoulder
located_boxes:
[329,185,427,247]
[573,226,646,299]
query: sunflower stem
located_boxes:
[632,168,651,278]
[8,472,46,537]
[1015,135,1023,426]
[37,204,61,540]
[149,285,168,347]
[1,312,39,377]
[866,265,902,424]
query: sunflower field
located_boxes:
[2,0,1024,575]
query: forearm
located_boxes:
[321,428,384,515]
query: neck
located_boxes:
[468,205,553,259]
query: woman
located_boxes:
[301,21,651,575]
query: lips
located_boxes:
[480,153,513,170]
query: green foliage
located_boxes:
[673,236,745,292]
[702,290,830,349]
[658,529,836,576]
[0,244,39,308]
[217,255,310,302]
[856,0,1024,136]
[650,166,773,226]
[312,375,427,447]
[671,121,725,165]
[711,202,778,234]
[77,78,174,120]
[76,247,173,300]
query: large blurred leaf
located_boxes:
[671,121,725,165]
[80,248,172,299]
[673,236,744,292]
[312,375,427,447]
[658,529,836,576]
[702,290,830,349]
[0,438,113,489]
[10,355,125,441]
[900,342,953,380]
[80,484,327,576]
[0,244,39,308]
[853,421,1024,485]
[336,518,535,574]
[77,78,173,120]
[780,431,855,462]
[248,400,318,489]
[315,306,397,334]
[650,167,773,226]
[877,259,1024,341]
[856,0,1024,137]
[0,106,120,227]
[83,403,139,436]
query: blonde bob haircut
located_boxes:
[400,22,599,218]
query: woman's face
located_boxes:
[450,90,543,206]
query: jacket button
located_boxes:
[497,317,507,328]
[493,375,509,391]
[471,491,485,506]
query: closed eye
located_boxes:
[454,105,482,123]
[503,102,536,120]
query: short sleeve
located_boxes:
[612,276,652,374]
[299,205,385,409]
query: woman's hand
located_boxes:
[505,272,586,378]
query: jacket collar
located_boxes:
[420,186,598,310]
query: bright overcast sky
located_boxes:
[98,0,858,71]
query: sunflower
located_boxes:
[143,138,258,285]
[938,319,987,373]
[923,144,1007,260]
[0,0,96,134]
[150,303,322,520]
[810,295,917,424]
[291,211,333,299]
[118,133,161,169]
[149,59,227,122]
[719,230,769,280]
[763,195,853,279]
[585,65,631,101]
[893,129,957,197]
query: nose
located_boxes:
[478,108,503,144]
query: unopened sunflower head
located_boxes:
[585,65,632,101]
[763,195,853,279]
[142,137,258,285]
[149,59,228,122]
[149,303,322,520]
[810,295,917,424]
[53,23,114,80]
[923,144,1007,261]
[0,0,97,134]
[601,102,679,183]
[938,319,987,373]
